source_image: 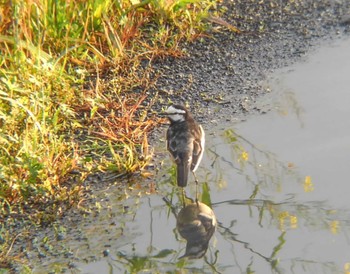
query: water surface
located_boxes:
[81,37,350,274]
[31,37,350,274]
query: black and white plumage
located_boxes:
[176,202,217,259]
[164,105,205,187]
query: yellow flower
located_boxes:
[240,151,249,162]
[278,211,298,230]
[289,215,298,229]
[303,176,314,192]
[330,220,339,235]
[344,262,350,274]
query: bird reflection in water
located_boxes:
[175,200,217,259]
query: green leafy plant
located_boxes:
[0,0,220,268]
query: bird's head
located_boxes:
[162,105,188,123]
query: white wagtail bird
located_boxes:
[163,105,205,189]
[176,202,217,259]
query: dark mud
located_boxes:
[5,0,350,272]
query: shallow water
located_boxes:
[30,37,350,273]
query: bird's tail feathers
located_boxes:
[177,161,189,187]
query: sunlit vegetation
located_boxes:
[219,128,309,193]
[201,127,349,273]
[208,128,345,236]
[0,0,218,268]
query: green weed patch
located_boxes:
[0,0,218,268]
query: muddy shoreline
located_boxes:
[5,0,350,272]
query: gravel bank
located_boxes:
[150,0,350,126]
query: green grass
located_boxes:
[0,0,218,269]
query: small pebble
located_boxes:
[103,249,110,257]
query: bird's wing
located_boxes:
[166,127,177,159]
[191,125,205,172]
[167,126,191,187]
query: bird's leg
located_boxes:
[181,187,186,207]
[192,171,199,205]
